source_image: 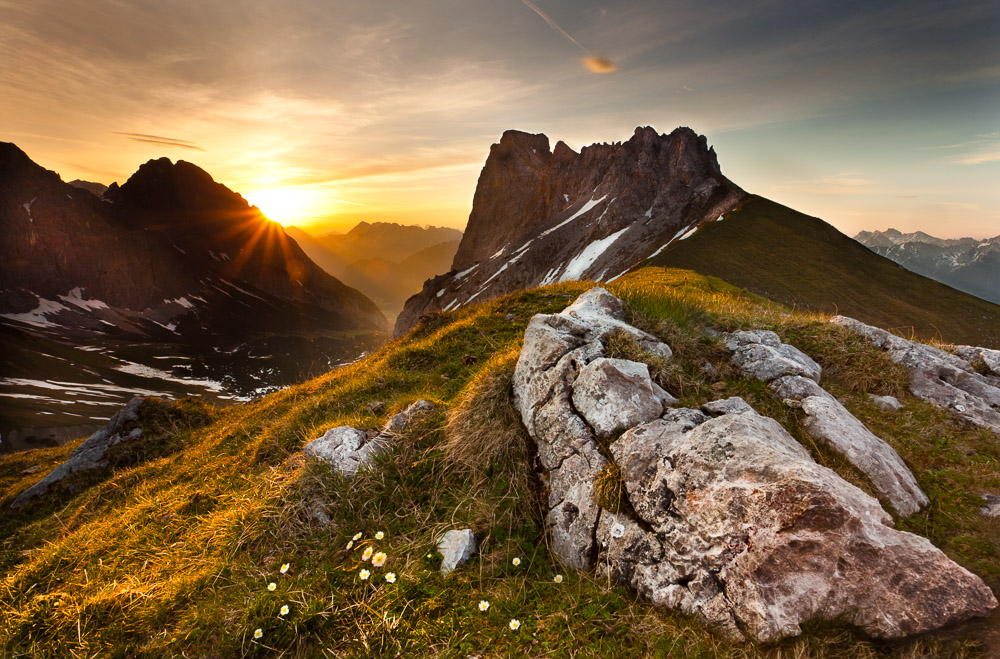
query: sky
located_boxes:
[1,0,998,238]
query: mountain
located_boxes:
[0,142,387,451]
[854,228,1000,305]
[394,126,1000,349]
[395,126,746,335]
[67,179,108,197]
[287,223,462,320]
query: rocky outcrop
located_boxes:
[832,316,1000,432]
[512,289,995,640]
[725,330,927,515]
[394,126,747,336]
[305,400,435,476]
[11,398,144,508]
[437,529,477,575]
[770,376,928,516]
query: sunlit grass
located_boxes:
[0,268,995,657]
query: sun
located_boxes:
[245,187,313,226]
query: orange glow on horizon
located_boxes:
[244,187,320,226]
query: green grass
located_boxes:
[648,196,1000,348]
[0,268,996,657]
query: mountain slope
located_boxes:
[855,228,1000,305]
[647,196,1000,347]
[394,126,746,335]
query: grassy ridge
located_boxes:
[0,268,996,657]
[647,196,1000,348]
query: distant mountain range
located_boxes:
[395,126,1000,349]
[854,228,1000,305]
[0,142,387,451]
[286,222,462,321]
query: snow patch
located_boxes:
[644,206,654,218]
[679,226,699,240]
[1,297,70,328]
[454,264,478,279]
[436,289,446,297]
[648,243,669,259]
[716,214,725,221]
[559,226,630,282]
[22,197,37,223]
[563,194,569,202]
[58,287,109,311]
[539,266,561,286]
[491,247,506,259]
[540,195,609,238]
[443,299,459,312]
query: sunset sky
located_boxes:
[2,0,997,237]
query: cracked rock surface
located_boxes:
[512,289,996,640]
[726,329,928,516]
[305,399,435,477]
[832,316,1000,432]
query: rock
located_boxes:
[572,358,676,438]
[366,401,386,414]
[701,397,758,416]
[304,427,368,476]
[869,394,903,410]
[605,412,996,641]
[11,398,144,508]
[724,330,821,383]
[437,529,477,575]
[981,493,1000,518]
[771,376,928,516]
[385,399,436,434]
[954,345,1000,377]
[832,316,1000,433]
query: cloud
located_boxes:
[112,132,204,151]
[932,133,1000,165]
[582,56,617,73]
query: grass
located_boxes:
[648,196,1000,348]
[0,267,996,657]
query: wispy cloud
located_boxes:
[112,132,204,151]
[931,133,1000,165]
[521,0,617,73]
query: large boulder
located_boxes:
[12,398,145,508]
[771,376,928,516]
[832,316,1000,432]
[603,411,996,640]
[512,289,996,640]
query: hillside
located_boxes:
[647,196,1000,348]
[854,229,1000,305]
[2,268,997,657]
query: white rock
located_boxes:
[437,529,477,575]
[701,397,758,416]
[869,394,903,410]
[771,376,928,516]
[724,331,821,383]
[572,358,676,438]
[304,427,367,475]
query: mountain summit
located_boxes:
[394,126,746,334]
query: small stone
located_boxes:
[701,397,758,417]
[980,494,1000,518]
[20,465,41,475]
[366,401,386,414]
[868,394,903,411]
[437,529,477,575]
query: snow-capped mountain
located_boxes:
[855,229,1000,304]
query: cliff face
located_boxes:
[394,126,746,335]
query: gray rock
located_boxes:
[832,316,1000,433]
[572,358,676,438]
[869,394,903,410]
[606,412,996,641]
[386,399,436,434]
[701,397,758,416]
[12,398,145,508]
[304,427,367,476]
[980,493,1000,518]
[724,330,821,383]
[771,376,928,516]
[437,529,477,575]
[954,345,1000,377]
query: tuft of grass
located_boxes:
[594,463,631,516]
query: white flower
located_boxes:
[280,563,290,574]
[509,619,521,631]
[346,540,354,550]
[375,531,385,540]
[253,628,263,639]
[512,557,521,566]
[553,574,563,583]
[267,582,276,592]
[279,604,289,616]
[359,569,370,580]
[372,551,387,567]
[385,572,396,583]
[478,600,490,612]
[361,547,373,562]
[353,532,362,541]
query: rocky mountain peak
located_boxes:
[395,125,746,335]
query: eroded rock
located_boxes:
[771,376,928,516]
[701,397,758,417]
[12,398,145,508]
[869,394,903,410]
[832,316,1000,432]
[437,529,477,575]
[725,330,821,383]
[572,358,676,438]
